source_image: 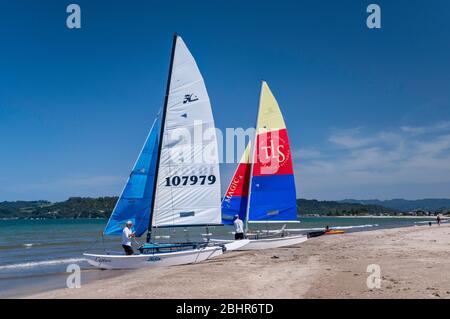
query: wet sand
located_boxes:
[27,224,450,299]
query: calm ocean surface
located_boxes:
[0,217,441,298]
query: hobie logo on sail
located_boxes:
[183,93,199,104]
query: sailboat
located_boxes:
[84,34,240,269]
[218,81,307,250]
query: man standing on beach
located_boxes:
[234,215,245,240]
[437,215,441,226]
[122,221,135,255]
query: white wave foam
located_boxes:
[415,220,448,224]
[287,224,378,232]
[0,258,86,270]
[334,224,378,230]
[23,243,40,248]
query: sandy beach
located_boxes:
[28,224,450,299]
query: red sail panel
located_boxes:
[252,128,293,177]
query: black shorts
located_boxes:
[122,245,134,255]
[235,233,244,240]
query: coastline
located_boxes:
[2,215,447,221]
[332,215,449,219]
[26,224,450,299]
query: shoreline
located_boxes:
[2,216,441,298]
[331,215,449,219]
[2,215,448,221]
[25,223,450,299]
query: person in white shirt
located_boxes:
[233,215,245,240]
[122,220,135,255]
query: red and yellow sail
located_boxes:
[221,81,298,225]
[247,81,297,223]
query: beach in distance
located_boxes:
[28,224,450,299]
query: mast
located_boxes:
[244,80,264,234]
[146,33,178,243]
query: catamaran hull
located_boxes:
[238,235,308,250]
[211,235,306,250]
[209,239,250,251]
[83,246,223,270]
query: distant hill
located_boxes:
[0,197,117,219]
[340,199,450,212]
[297,199,397,216]
[2,197,444,219]
[0,200,51,218]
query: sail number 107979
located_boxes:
[165,175,216,186]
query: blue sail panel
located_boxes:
[248,175,298,222]
[222,195,249,225]
[103,117,161,237]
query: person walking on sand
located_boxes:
[437,215,441,226]
[233,215,245,240]
[122,220,135,255]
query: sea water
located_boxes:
[0,217,440,297]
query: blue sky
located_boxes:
[1,0,449,201]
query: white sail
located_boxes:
[152,36,222,227]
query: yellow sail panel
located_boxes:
[256,81,286,132]
[239,143,251,164]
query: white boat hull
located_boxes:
[211,239,250,251]
[83,246,223,270]
[237,234,308,250]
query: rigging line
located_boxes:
[133,237,143,247]
[101,233,106,252]
[84,233,101,253]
